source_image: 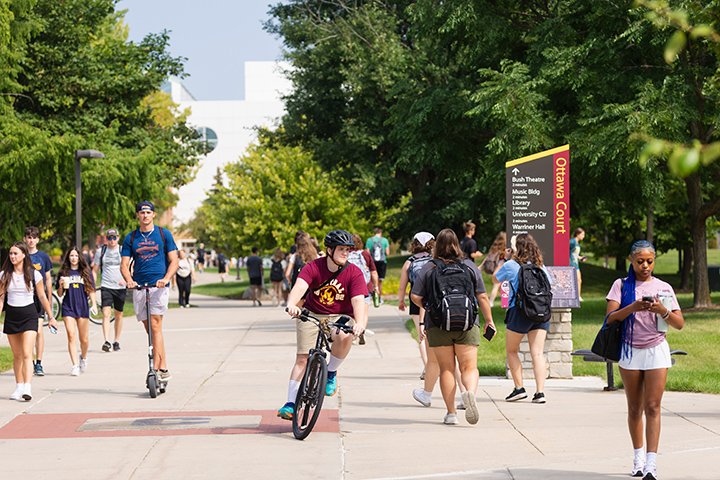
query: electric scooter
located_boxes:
[137,285,168,398]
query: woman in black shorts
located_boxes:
[0,242,57,401]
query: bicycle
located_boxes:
[137,284,168,398]
[288,308,354,440]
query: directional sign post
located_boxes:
[505,145,570,266]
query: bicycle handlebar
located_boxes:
[285,307,354,334]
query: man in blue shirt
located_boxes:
[120,200,179,382]
[24,226,53,376]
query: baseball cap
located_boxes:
[106,228,119,237]
[136,200,155,212]
[413,231,435,247]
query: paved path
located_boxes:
[1,278,718,479]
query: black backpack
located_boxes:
[513,263,553,323]
[426,259,478,331]
[290,254,305,287]
[270,259,284,282]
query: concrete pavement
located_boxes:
[1,275,717,479]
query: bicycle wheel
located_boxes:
[44,292,62,326]
[292,353,328,440]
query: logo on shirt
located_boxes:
[136,240,160,261]
[314,279,346,306]
[33,263,41,271]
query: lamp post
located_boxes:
[75,149,105,248]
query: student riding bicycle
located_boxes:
[278,229,368,420]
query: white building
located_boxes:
[168,61,291,225]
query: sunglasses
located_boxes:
[107,236,118,240]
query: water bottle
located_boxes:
[656,290,672,332]
[372,290,380,308]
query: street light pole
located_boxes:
[75,149,105,249]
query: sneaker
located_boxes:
[462,391,479,425]
[112,342,121,351]
[419,368,425,380]
[505,387,527,402]
[632,458,645,477]
[456,399,466,410]
[443,412,459,425]
[10,384,23,400]
[70,365,81,376]
[102,341,112,352]
[33,362,44,376]
[532,392,546,404]
[643,468,657,480]
[79,357,87,373]
[325,372,337,396]
[412,388,431,407]
[159,369,172,382]
[21,384,32,401]
[277,402,295,420]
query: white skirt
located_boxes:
[618,339,672,370]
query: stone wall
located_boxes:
[508,308,573,379]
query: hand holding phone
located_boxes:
[483,324,496,341]
[642,295,655,302]
[49,325,58,334]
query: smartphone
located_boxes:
[642,296,654,302]
[483,324,496,341]
[48,325,58,334]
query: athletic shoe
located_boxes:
[643,469,657,480]
[102,341,112,352]
[443,413,458,425]
[277,402,295,420]
[412,388,431,407]
[532,392,546,404]
[632,458,645,477]
[505,387,527,402]
[79,357,87,373]
[21,384,32,401]
[325,372,337,396]
[419,368,425,380]
[159,370,172,382]
[456,400,466,410]
[33,362,44,376]
[70,365,81,376]
[462,391,479,425]
[10,385,23,400]
[113,342,121,351]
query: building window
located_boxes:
[196,126,218,152]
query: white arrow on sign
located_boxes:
[512,168,520,175]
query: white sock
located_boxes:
[646,452,657,468]
[327,354,344,372]
[15,383,24,392]
[287,380,300,403]
[634,447,644,462]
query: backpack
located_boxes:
[270,259,284,282]
[291,254,305,287]
[371,238,384,262]
[513,263,553,323]
[425,259,478,331]
[408,253,432,284]
[347,250,371,284]
[99,244,107,270]
[481,251,500,275]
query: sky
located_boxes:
[118,0,285,101]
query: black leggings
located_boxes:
[176,274,192,306]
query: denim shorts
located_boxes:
[504,306,550,334]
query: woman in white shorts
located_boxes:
[605,240,684,480]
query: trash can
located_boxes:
[708,266,720,292]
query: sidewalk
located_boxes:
[0,288,717,479]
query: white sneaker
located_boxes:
[631,457,645,477]
[443,412,459,425]
[456,398,466,410]
[79,356,87,373]
[462,391,479,425]
[412,388,432,407]
[71,365,81,376]
[21,384,32,401]
[10,384,23,400]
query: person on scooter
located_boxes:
[277,229,368,420]
[120,200,179,383]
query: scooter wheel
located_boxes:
[147,375,158,398]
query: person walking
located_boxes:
[480,231,506,306]
[570,227,587,301]
[120,200,179,383]
[605,240,684,480]
[92,228,127,352]
[0,242,58,401]
[459,220,483,262]
[175,249,195,308]
[246,247,264,306]
[269,248,286,307]
[285,231,319,289]
[364,226,390,303]
[277,230,368,420]
[216,251,228,283]
[23,226,53,376]
[410,228,495,426]
[196,243,206,273]
[57,247,98,376]
[494,233,552,404]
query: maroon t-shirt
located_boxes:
[299,257,369,315]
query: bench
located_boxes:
[571,349,688,391]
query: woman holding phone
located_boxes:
[605,240,683,480]
[0,241,57,401]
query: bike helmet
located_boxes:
[324,229,354,247]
